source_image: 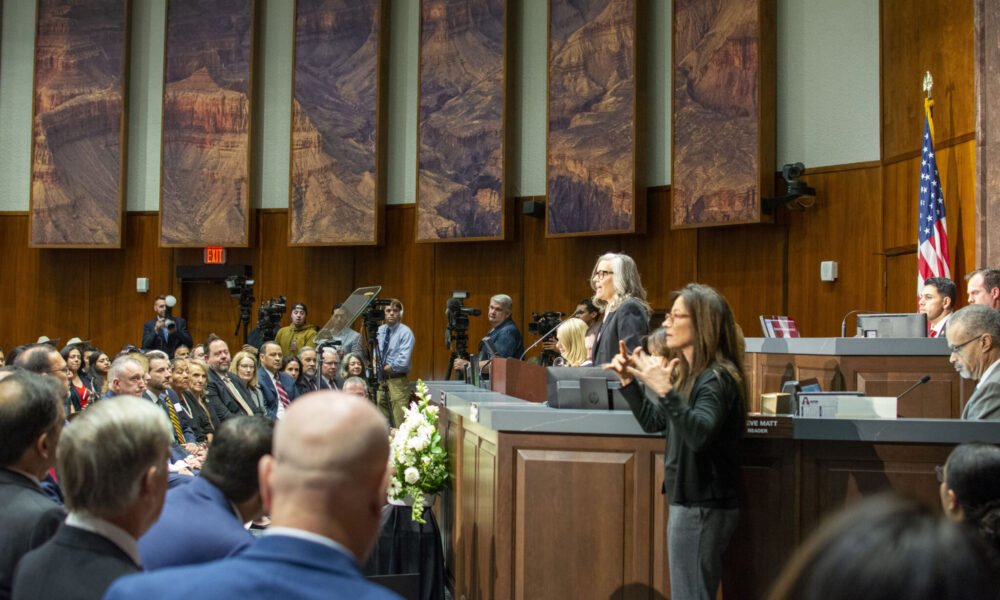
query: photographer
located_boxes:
[453,294,523,376]
[274,303,317,357]
[141,295,193,358]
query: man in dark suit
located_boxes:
[948,305,1000,419]
[107,392,402,600]
[140,416,272,569]
[258,341,299,419]
[141,295,193,358]
[0,372,65,600]
[142,353,200,467]
[203,334,261,422]
[12,396,171,600]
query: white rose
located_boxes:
[404,467,420,484]
[422,455,431,465]
[407,434,428,452]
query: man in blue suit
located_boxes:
[139,416,272,569]
[141,296,193,358]
[106,392,402,600]
[258,341,299,419]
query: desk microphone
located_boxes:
[897,375,931,400]
[840,309,880,337]
[519,324,561,360]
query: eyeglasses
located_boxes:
[593,270,614,280]
[48,367,71,376]
[664,312,691,323]
[935,464,945,483]
[948,334,984,355]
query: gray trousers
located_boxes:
[667,504,740,600]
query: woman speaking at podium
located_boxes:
[606,283,746,600]
[590,252,651,365]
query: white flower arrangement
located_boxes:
[388,380,448,523]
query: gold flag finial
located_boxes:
[922,71,933,99]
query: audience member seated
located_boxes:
[946,305,1000,419]
[12,396,171,600]
[275,303,318,357]
[173,345,191,361]
[139,416,273,570]
[185,359,218,444]
[141,295,194,358]
[143,353,200,464]
[231,349,267,415]
[257,341,299,419]
[938,442,1000,556]
[0,372,66,600]
[321,347,342,390]
[767,494,999,600]
[191,344,206,361]
[104,355,147,400]
[967,268,1000,309]
[83,350,110,398]
[295,346,321,394]
[339,351,366,382]
[107,392,402,600]
[342,376,369,400]
[554,318,590,367]
[281,355,302,381]
[171,358,210,444]
[14,344,71,400]
[920,277,957,337]
[203,334,261,422]
[62,345,90,415]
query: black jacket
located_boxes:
[0,469,64,600]
[621,367,744,508]
[592,298,650,366]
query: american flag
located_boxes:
[917,113,951,295]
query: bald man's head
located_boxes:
[261,391,390,561]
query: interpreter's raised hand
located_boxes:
[626,351,679,398]
[603,340,635,386]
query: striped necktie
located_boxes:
[275,374,290,408]
[161,392,185,443]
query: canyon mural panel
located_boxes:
[30,0,128,248]
[672,0,764,228]
[417,0,507,242]
[290,0,385,246]
[547,0,636,236]
[160,0,253,247]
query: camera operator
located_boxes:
[453,294,523,376]
[375,299,414,427]
[141,295,193,358]
[274,303,317,357]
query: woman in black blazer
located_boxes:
[589,252,651,366]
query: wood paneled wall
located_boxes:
[0,0,980,379]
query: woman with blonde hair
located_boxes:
[185,359,217,444]
[589,252,651,365]
[230,350,265,415]
[555,318,591,367]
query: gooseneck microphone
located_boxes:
[840,309,880,337]
[519,324,561,360]
[897,375,931,400]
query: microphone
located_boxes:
[519,324,561,360]
[897,375,931,400]
[840,309,880,337]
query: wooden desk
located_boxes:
[433,383,1000,599]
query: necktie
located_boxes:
[380,327,392,371]
[161,392,185,444]
[929,328,938,338]
[222,375,255,415]
[275,374,290,408]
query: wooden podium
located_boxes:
[489,358,547,403]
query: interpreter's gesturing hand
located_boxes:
[603,340,635,386]
[626,350,679,399]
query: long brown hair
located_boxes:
[670,284,747,405]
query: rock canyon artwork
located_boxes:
[417,0,508,242]
[30,0,128,247]
[547,0,636,236]
[160,0,254,247]
[672,0,771,228]
[289,0,385,246]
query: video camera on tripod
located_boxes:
[256,296,287,344]
[445,298,480,356]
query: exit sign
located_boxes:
[204,246,227,265]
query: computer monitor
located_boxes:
[856,313,927,338]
